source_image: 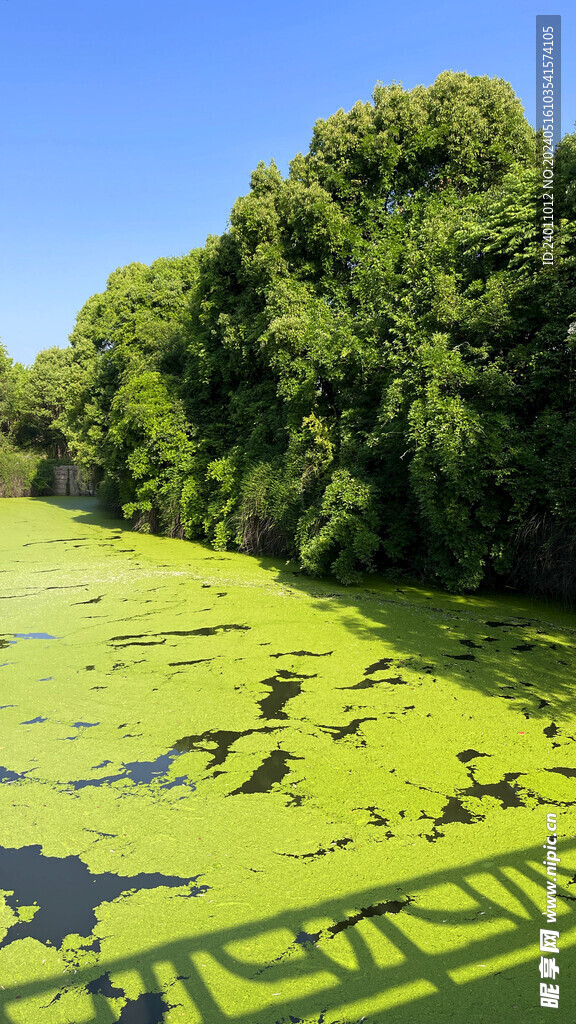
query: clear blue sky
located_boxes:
[1,0,574,366]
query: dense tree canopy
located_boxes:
[8,71,576,598]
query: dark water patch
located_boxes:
[278,838,352,860]
[23,538,88,546]
[73,721,99,729]
[86,972,124,998]
[14,632,58,641]
[485,620,532,628]
[109,625,249,647]
[0,844,208,949]
[115,992,172,1024]
[457,749,491,764]
[547,767,576,779]
[460,769,525,808]
[85,665,96,671]
[328,896,414,937]
[21,716,47,725]
[173,727,280,770]
[0,705,16,710]
[417,810,447,843]
[69,772,126,789]
[443,653,476,662]
[0,765,37,783]
[271,651,333,659]
[70,747,196,791]
[294,929,321,945]
[258,672,315,720]
[481,636,499,643]
[513,644,535,653]
[544,723,559,738]
[361,806,391,827]
[45,585,85,592]
[538,699,551,709]
[435,796,482,826]
[229,750,303,796]
[320,718,376,742]
[112,639,167,648]
[90,686,107,691]
[188,624,250,637]
[168,658,214,667]
[364,657,394,674]
[113,752,184,785]
[459,639,482,649]
[341,673,408,691]
[286,792,305,807]
[341,677,379,691]
[73,595,104,606]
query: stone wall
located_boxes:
[52,465,94,496]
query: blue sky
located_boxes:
[1,0,574,365]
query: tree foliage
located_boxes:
[20,71,576,597]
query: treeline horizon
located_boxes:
[2,71,576,600]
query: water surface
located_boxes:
[0,497,575,1023]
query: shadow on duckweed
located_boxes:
[1,840,574,1024]
[255,560,576,724]
[55,497,574,723]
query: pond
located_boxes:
[0,497,575,1023]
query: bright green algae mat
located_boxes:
[0,498,575,1024]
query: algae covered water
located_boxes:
[0,497,575,1023]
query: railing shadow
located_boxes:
[2,840,574,1023]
